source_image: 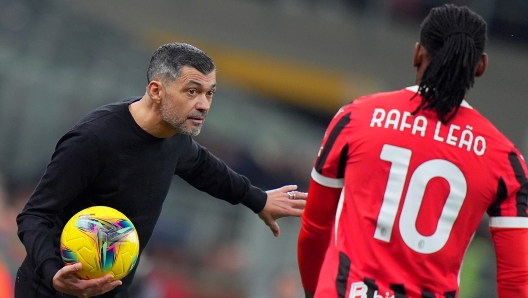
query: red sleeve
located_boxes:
[490,227,528,297]
[297,178,341,291]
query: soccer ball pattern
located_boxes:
[60,206,140,280]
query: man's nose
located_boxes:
[195,94,211,111]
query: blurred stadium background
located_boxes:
[0,0,527,297]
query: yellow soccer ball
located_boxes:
[60,206,140,280]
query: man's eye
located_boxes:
[188,89,196,95]
[207,90,216,96]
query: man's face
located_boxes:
[160,66,216,136]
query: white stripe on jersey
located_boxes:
[489,216,528,228]
[405,85,473,109]
[311,168,344,188]
[335,188,345,246]
[406,85,419,92]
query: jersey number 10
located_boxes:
[373,144,468,254]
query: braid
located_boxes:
[414,4,487,123]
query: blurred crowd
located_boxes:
[275,0,528,43]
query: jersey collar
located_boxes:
[406,85,472,109]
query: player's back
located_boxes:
[314,86,521,297]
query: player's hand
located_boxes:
[258,185,307,237]
[52,263,122,298]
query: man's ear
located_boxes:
[413,43,431,84]
[475,53,488,77]
[413,42,423,68]
[147,81,163,104]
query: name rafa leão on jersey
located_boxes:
[370,108,486,156]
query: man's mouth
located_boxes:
[188,117,204,124]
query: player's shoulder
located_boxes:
[351,86,414,107]
[337,86,415,116]
[457,101,514,146]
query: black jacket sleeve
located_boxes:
[174,136,267,213]
[16,128,102,289]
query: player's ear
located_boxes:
[475,53,488,77]
[413,42,423,68]
[413,43,430,84]
[147,80,163,104]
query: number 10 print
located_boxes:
[374,144,467,254]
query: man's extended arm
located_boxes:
[175,136,305,236]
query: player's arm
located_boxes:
[16,129,102,290]
[490,227,528,297]
[298,176,342,293]
[298,107,350,293]
[488,148,528,297]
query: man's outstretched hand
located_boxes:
[258,185,307,237]
[52,263,122,298]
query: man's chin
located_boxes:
[179,128,201,137]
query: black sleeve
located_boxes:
[16,128,102,288]
[174,136,267,213]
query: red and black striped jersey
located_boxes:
[298,86,528,298]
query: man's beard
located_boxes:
[160,101,205,136]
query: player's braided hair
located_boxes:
[147,42,215,83]
[414,4,487,123]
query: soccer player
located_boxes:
[15,42,306,298]
[297,4,528,298]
